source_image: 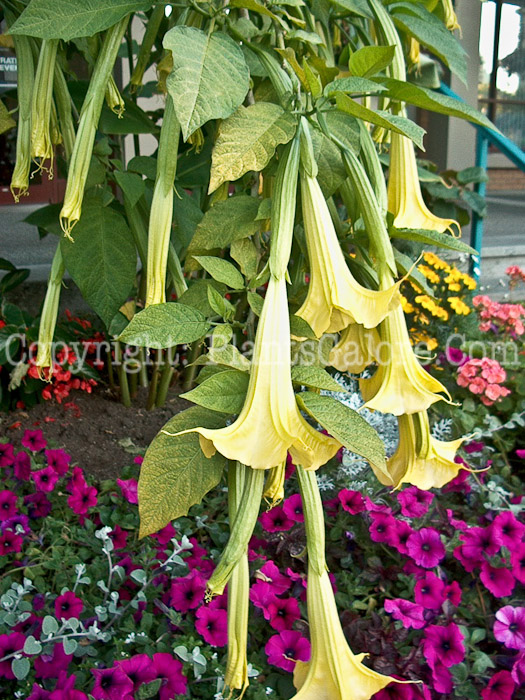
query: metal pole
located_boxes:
[470,130,489,279]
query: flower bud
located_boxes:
[9,34,34,201]
[30,39,58,177]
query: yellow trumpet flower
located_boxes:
[176,275,341,470]
[360,303,451,415]
[383,412,467,490]
[388,130,458,234]
[329,324,380,374]
[297,171,400,338]
[442,0,461,32]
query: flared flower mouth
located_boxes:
[174,276,341,470]
[329,324,380,373]
[296,172,400,338]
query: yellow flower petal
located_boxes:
[329,324,380,374]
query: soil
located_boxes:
[0,386,190,480]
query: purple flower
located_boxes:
[32,466,59,492]
[151,652,187,699]
[384,599,426,629]
[494,606,525,650]
[374,685,423,699]
[463,440,485,454]
[511,542,525,583]
[414,572,445,610]
[430,659,453,693]
[91,666,134,700]
[259,505,294,532]
[516,449,525,459]
[21,429,47,452]
[117,654,156,692]
[443,580,462,606]
[13,450,31,480]
[0,442,14,467]
[67,486,98,515]
[4,512,30,535]
[34,643,72,679]
[27,684,51,700]
[459,525,501,560]
[282,494,304,523]
[49,671,88,700]
[397,487,434,518]
[265,630,311,672]
[369,512,398,544]
[0,490,17,522]
[446,347,469,366]
[169,570,206,612]
[0,530,23,555]
[45,449,71,476]
[512,652,525,685]
[492,511,525,549]
[268,596,301,631]
[480,562,515,598]
[116,478,138,505]
[338,489,366,514]
[250,580,276,619]
[407,528,445,568]
[423,623,465,668]
[258,560,291,595]
[195,606,228,646]
[55,591,84,620]
[481,670,515,700]
[25,491,52,518]
[0,631,25,678]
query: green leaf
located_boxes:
[119,303,210,348]
[11,657,30,681]
[113,170,145,208]
[23,635,42,655]
[138,679,163,700]
[349,45,395,78]
[192,256,245,290]
[391,3,467,84]
[60,202,136,328]
[380,78,496,131]
[335,93,426,149]
[139,407,227,537]
[164,27,250,140]
[310,126,347,197]
[207,286,236,321]
[291,366,348,392]
[100,97,157,134]
[181,369,249,413]
[390,227,476,255]
[206,344,251,371]
[324,77,388,96]
[297,392,387,475]
[460,189,486,217]
[328,0,373,18]
[231,238,259,278]
[393,249,436,298]
[457,166,489,185]
[290,315,317,340]
[187,195,260,254]
[24,203,62,236]
[247,291,264,316]
[10,0,152,40]
[230,0,280,20]
[63,638,78,655]
[209,103,297,192]
[0,100,15,135]
[179,279,227,317]
[322,109,361,153]
[42,615,59,636]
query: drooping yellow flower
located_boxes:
[263,461,286,507]
[360,302,451,415]
[388,130,458,234]
[383,412,467,490]
[442,0,461,32]
[296,171,400,337]
[329,324,380,374]
[177,276,341,470]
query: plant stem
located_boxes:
[156,358,174,407]
[114,341,131,407]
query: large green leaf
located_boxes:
[181,369,249,413]
[390,227,477,255]
[349,45,395,78]
[297,392,388,477]
[0,100,15,135]
[324,77,388,96]
[187,195,260,254]
[60,202,136,328]
[291,366,348,393]
[381,78,496,131]
[310,127,347,197]
[10,0,151,40]
[192,256,245,290]
[139,407,227,537]
[335,92,426,149]
[164,27,250,140]
[209,103,297,193]
[119,303,211,348]
[113,171,145,208]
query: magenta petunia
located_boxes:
[116,478,138,505]
[282,494,304,523]
[21,429,47,452]
[511,542,525,584]
[55,591,83,620]
[516,449,525,459]
[453,543,482,573]
[446,509,468,531]
[151,522,177,546]
[67,486,98,515]
[442,470,471,494]
[493,511,525,549]
[32,466,59,493]
[151,652,187,699]
[268,596,301,632]
[259,505,294,532]
[0,490,17,522]
[117,654,156,692]
[195,605,228,646]
[407,528,445,568]
[265,629,311,672]
[459,525,502,560]
[258,560,291,595]
[481,670,515,700]
[512,651,525,685]
[430,659,453,694]
[384,598,425,629]
[0,530,23,555]
[373,684,420,699]
[45,449,71,476]
[443,580,462,607]
[0,442,14,467]
[369,512,398,544]
[338,489,366,515]
[480,562,515,598]
[414,572,445,610]
[49,671,88,700]
[27,684,51,700]
[250,580,277,620]
[109,525,128,550]
[13,451,31,481]
[0,631,26,678]
[391,519,414,556]
[34,643,72,679]
[423,623,465,668]
[91,666,134,700]
[397,487,434,518]
[494,606,525,650]
[169,570,206,613]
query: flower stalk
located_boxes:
[9,33,34,201]
[30,39,59,176]
[35,246,66,377]
[130,4,166,92]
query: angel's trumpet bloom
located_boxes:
[30,39,59,176]
[388,131,458,234]
[329,324,380,374]
[360,302,451,415]
[35,246,65,377]
[176,276,340,470]
[442,0,461,31]
[296,172,400,338]
[10,33,34,201]
[383,412,467,489]
[263,461,286,508]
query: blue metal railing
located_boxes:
[437,82,525,278]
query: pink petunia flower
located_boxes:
[0,442,14,467]
[338,489,366,514]
[13,451,31,481]
[511,543,525,584]
[0,530,23,555]
[21,429,47,452]
[480,562,515,598]
[369,512,398,544]
[259,505,294,532]
[265,630,310,672]
[492,511,525,549]
[109,525,128,550]
[257,560,291,595]
[430,659,453,694]
[494,606,525,650]
[169,570,206,613]
[407,528,445,568]
[151,652,187,699]
[268,596,301,632]
[391,520,414,556]
[481,670,515,700]
[34,643,72,679]
[45,449,71,476]
[0,632,26,678]
[24,492,52,518]
[55,591,83,621]
[423,623,464,668]
[195,606,228,646]
[397,487,434,518]
[250,580,277,620]
[116,654,156,692]
[282,494,304,523]
[116,478,138,505]
[32,466,59,492]
[414,573,445,610]
[91,666,134,700]
[443,581,462,607]
[384,599,426,630]
[0,490,17,522]
[67,486,98,515]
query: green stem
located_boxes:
[155,360,174,407]
[182,340,202,391]
[146,349,162,410]
[114,341,131,407]
[138,347,148,388]
[130,5,165,91]
[296,466,326,575]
